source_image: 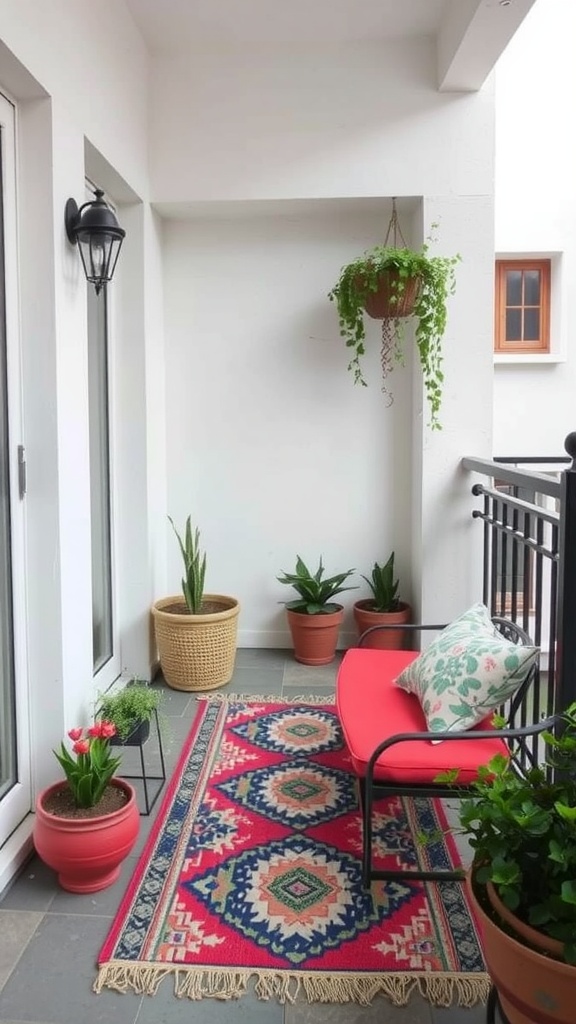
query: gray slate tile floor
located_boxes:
[0,649,497,1024]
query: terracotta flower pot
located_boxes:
[286,606,343,665]
[33,779,140,893]
[352,600,412,649]
[467,872,576,1024]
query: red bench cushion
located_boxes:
[336,648,509,784]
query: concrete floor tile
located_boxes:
[136,978,284,1024]
[220,666,285,695]
[0,910,44,990]
[0,914,143,1024]
[430,1002,489,1023]
[284,992,433,1024]
[282,659,341,689]
[235,649,291,670]
[0,856,58,913]
[47,853,140,917]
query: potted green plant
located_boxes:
[96,680,165,746]
[352,552,412,649]
[328,232,459,430]
[152,516,240,692]
[277,555,357,665]
[33,721,140,893]
[443,703,576,1023]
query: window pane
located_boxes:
[87,287,113,673]
[524,270,541,306]
[524,308,540,342]
[506,270,522,306]
[506,308,522,341]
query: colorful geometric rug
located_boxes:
[94,697,489,1007]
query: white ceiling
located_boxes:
[124,0,539,87]
[125,0,450,51]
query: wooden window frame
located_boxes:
[495,259,551,354]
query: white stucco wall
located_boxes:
[154,39,495,639]
[494,0,576,458]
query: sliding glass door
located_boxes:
[0,91,31,846]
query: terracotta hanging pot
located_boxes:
[467,871,576,1024]
[358,269,421,320]
[33,778,139,893]
[352,600,412,650]
[286,607,343,665]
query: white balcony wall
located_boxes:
[154,39,495,639]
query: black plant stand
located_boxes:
[117,709,167,816]
[487,986,512,1024]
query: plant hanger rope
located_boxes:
[379,199,411,408]
[383,197,408,249]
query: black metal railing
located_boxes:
[462,432,576,730]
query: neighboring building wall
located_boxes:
[153,39,494,642]
[494,0,576,457]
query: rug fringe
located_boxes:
[198,693,335,704]
[94,963,490,1007]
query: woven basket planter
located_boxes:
[152,594,240,692]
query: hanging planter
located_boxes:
[328,200,460,430]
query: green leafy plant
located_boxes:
[277,556,357,615]
[361,553,401,612]
[440,702,576,964]
[96,681,165,742]
[168,515,206,613]
[53,722,122,808]
[328,239,460,430]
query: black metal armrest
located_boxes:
[357,622,448,647]
[365,715,556,788]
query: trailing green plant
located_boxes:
[168,515,206,613]
[361,553,401,612]
[277,556,357,615]
[328,237,460,430]
[438,702,576,964]
[96,680,165,742]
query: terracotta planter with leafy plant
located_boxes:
[353,599,412,650]
[286,606,344,666]
[353,553,412,648]
[467,871,575,1024]
[450,703,576,1023]
[277,556,357,666]
[33,721,139,892]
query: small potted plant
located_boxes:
[96,680,165,746]
[328,225,459,430]
[443,703,576,1023]
[152,516,240,692]
[33,721,140,893]
[277,555,357,665]
[352,552,412,649]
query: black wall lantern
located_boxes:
[65,188,125,295]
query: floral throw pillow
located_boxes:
[394,603,539,734]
